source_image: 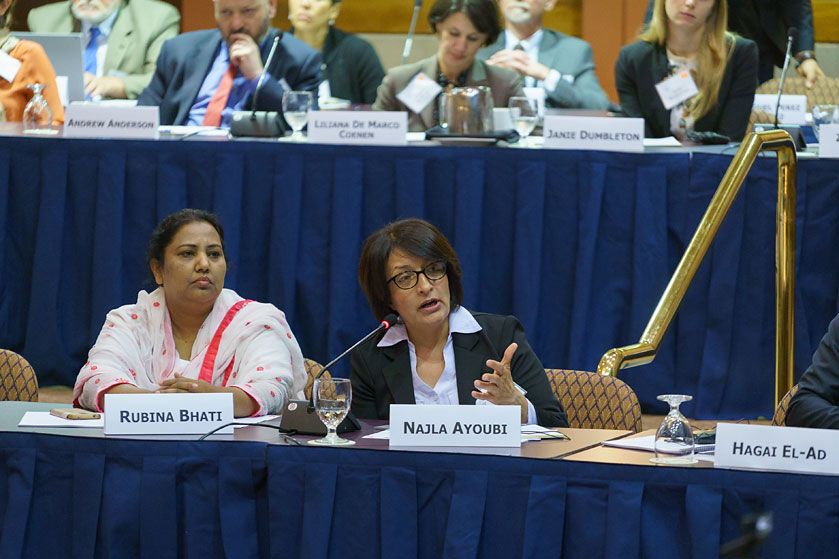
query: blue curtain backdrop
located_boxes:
[1,136,838,418]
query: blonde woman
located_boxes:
[615,0,757,141]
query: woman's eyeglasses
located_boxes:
[388,261,447,290]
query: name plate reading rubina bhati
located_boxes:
[389,404,520,447]
[63,105,159,140]
[543,115,644,153]
[714,422,839,476]
[307,111,408,146]
[104,393,234,435]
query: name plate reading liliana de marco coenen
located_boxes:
[389,404,520,447]
[543,115,644,153]
[63,105,159,140]
[307,111,407,145]
[714,422,839,476]
[104,393,234,435]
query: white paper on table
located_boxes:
[233,414,279,428]
[158,125,229,137]
[364,424,563,443]
[603,434,696,454]
[18,411,104,428]
[644,136,683,147]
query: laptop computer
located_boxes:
[15,32,85,103]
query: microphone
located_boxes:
[401,0,423,65]
[773,27,798,129]
[229,34,284,137]
[279,313,399,435]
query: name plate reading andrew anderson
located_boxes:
[307,111,407,145]
[543,116,644,153]
[715,422,839,476]
[389,404,520,447]
[63,105,159,139]
[104,393,234,435]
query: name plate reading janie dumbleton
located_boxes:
[389,404,520,447]
[63,105,159,139]
[714,422,839,476]
[543,115,644,153]
[104,393,234,435]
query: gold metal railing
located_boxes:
[596,130,797,406]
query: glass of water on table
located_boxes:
[508,96,539,146]
[282,90,313,141]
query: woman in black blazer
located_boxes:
[349,218,566,428]
[615,0,758,141]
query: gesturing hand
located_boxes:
[472,342,529,422]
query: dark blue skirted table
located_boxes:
[2,135,839,418]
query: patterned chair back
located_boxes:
[545,369,642,432]
[0,350,39,402]
[755,76,839,112]
[303,358,332,400]
[772,384,800,426]
[748,108,776,133]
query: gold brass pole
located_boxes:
[596,131,797,407]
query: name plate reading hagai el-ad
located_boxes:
[715,422,839,476]
[752,94,808,125]
[104,393,234,435]
[307,111,407,145]
[389,404,520,447]
[818,124,839,158]
[543,116,644,153]
[63,105,159,139]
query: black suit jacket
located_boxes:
[321,27,385,105]
[137,28,322,126]
[787,313,839,429]
[614,37,758,141]
[350,311,567,427]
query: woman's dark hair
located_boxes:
[428,0,502,46]
[146,209,227,271]
[358,218,463,321]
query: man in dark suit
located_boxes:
[477,0,610,110]
[137,0,321,127]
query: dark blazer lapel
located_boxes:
[381,343,416,405]
[480,34,505,58]
[649,45,672,136]
[453,332,490,406]
[178,32,223,124]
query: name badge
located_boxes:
[817,124,839,157]
[396,72,442,115]
[714,422,839,476]
[543,116,644,153]
[308,111,407,145]
[753,94,807,125]
[389,404,520,447]
[64,105,159,139]
[655,71,698,110]
[0,51,21,83]
[104,393,234,435]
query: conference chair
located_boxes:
[545,369,642,432]
[0,349,39,402]
[771,384,800,426]
[755,76,839,111]
[303,358,332,399]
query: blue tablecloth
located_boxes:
[2,136,839,418]
[1,427,837,558]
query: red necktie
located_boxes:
[202,65,236,127]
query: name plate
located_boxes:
[64,105,159,139]
[543,116,644,153]
[307,111,407,145]
[818,124,839,158]
[753,94,807,125]
[389,404,520,447]
[104,393,234,435]
[714,422,839,476]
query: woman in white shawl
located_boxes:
[74,209,306,417]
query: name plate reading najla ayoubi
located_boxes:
[389,404,520,447]
[307,111,407,146]
[714,422,839,476]
[543,115,644,153]
[104,393,234,435]
[63,105,159,139]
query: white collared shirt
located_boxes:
[82,8,120,78]
[378,306,537,424]
[503,29,565,92]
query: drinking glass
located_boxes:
[508,96,538,144]
[282,90,313,141]
[812,104,839,140]
[308,377,355,446]
[650,394,697,464]
[23,83,54,134]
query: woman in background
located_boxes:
[0,0,64,123]
[615,0,757,141]
[289,0,385,105]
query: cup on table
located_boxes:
[812,104,839,140]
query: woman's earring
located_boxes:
[328,19,335,26]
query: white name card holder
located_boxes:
[104,393,234,435]
[389,404,520,447]
[752,94,808,125]
[543,116,644,153]
[714,422,839,476]
[818,124,839,158]
[63,105,159,139]
[307,111,407,145]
